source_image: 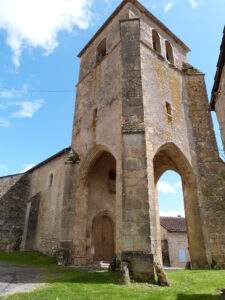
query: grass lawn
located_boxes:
[0,251,225,300]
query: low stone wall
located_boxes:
[0,173,31,251]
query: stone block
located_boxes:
[121,251,155,283]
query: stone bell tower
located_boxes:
[60,0,225,281]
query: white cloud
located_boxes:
[0,117,11,127]
[0,164,9,172]
[0,85,28,99]
[157,180,182,194]
[189,0,201,8]
[0,88,17,99]
[20,163,35,173]
[164,2,174,13]
[160,210,185,217]
[12,99,44,118]
[146,0,203,13]
[157,181,176,193]
[174,181,182,189]
[0,0,93,66]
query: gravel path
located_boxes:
[0,263,45,297]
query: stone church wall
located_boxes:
[0,151,68,254]
[28,153,68,255]
[215,65,225,149]
[0,173,30,251]
[68,4,128,264]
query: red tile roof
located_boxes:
[160,217,187,233]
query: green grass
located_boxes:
[1,252,225,300]
[0,251,56,267]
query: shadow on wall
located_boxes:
[177,295,222,300]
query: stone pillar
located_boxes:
[60,162,77,241]
[21,193,41,250]
[184,67,225,268]
[20,201,31,250]
[60,151,80,264]
[120,19,154,281]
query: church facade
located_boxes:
[1,0,225,280]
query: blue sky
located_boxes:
[0,0,224,216]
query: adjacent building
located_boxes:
[160,217,190,268]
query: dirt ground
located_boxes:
[0,262,45,297]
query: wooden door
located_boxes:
[92,215,114,262]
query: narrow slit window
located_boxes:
[92,108,98,130]
[166,102,172,116]
[165,41,174,64]
[152,30,161,54]
[49,173,53,187]
[165,101,172,122]
[96,38,106,64]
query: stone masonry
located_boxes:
[0,0,225,282]
[211,26,225,150]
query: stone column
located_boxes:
[184,67,225,268]
[120,19,154,281]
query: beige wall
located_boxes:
[70,4,127,265]
[28,154,67,255]
[161,226,190,268]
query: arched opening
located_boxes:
[165,40,174,64]
[157,170,190,268]
[153,143,208,268]
[86,150,116,262]
[152,29,162,54]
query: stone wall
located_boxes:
[140,18,208,267]
[126,2,187,69]
[0,174,30,251]
[120,17,151,254]
[184,69,225,268]
[215,65,225,149]
[28,152,68,255]
[161,226,190,268]
[67,0,225,272]
[68,3,128,265]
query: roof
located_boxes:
[0,147,71,179]
[27,147,71,173]
[78,0,190,57]
[160,217,187,233]
[211,26,225,110]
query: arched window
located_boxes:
[96,38,106,64]
[165,41,174,64]
[152,30,161,54]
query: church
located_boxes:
[0,0,225,282]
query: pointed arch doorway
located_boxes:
[92,214,114,262]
